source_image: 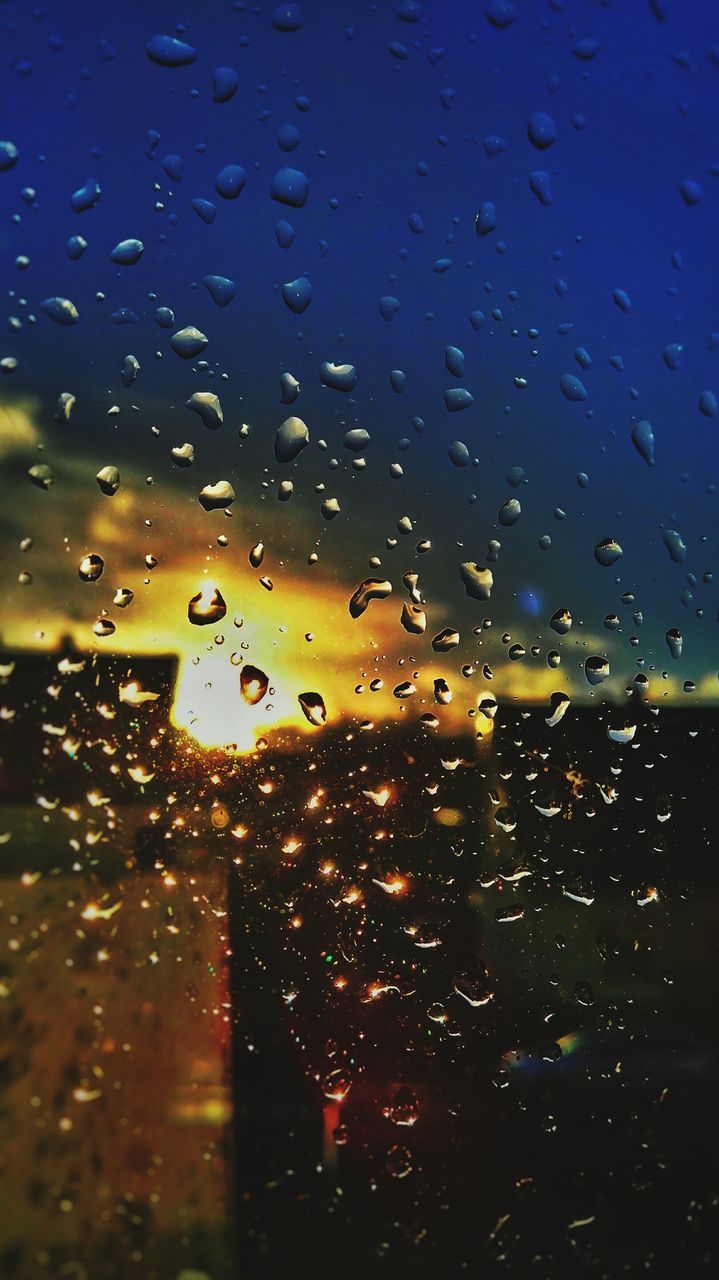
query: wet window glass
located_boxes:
[1,1,718,1276]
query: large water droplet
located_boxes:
[528,111,557,149]
[666,629,683,659]
[40,296,79,326]
[662,529,686,563]
[215,164,247,199]
[186,391,223,428]
[96,465,120,496]
[349,578,392,618]
[110,238,144,266]
[594,538,623,566]
[203,274,236,307]
[240,665,269,705]
[320,361,357,392]
[171,327,209,359]
[275,415,309,462]
[78,553,104,582]
[585,656,610,685]
[146,34,197,66]
[199,481,235,511]
[631,419,654,465]
[298,691,327,726]
[460,562,493,600]
[271,166,309,208]
[188,585,227,626]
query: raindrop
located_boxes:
[282,276,312,314]
[271,166,309,208]
[188,585,227,626]
[298,691,327,726]
[699,390,717,418]
[212,66,239,103]
[498,498,521,526]
[432,628,460,652]
[96,465,120,496]
[78,554,104,582]
[203,274,236,307]
[560,373,587,402]
[186,391,223,428]
[448,440,470,467]
[384,1086,420,1127]
[215,164,247,199]
[0,140,19,171]
[434,678,452,705]
[275,416,309,462]
[343,428,370,452]
[594,538,623,566]
[241,665,269,705]
[529,170,552,205]
[460,562,493,600]
[400,603,426,634]
[585,656,610,686]
[322,1068,351,1102]
[199,481,235,511]
[171,443,194,467]
[665,628,683,659]
[28,464,54,490]
[110,238,144,266]
[70,178,101,212]
[40,296,79,326]
[545,692,570,727]
[631,419,654,466]
[281,372,300,404]
[121,354,140,387]
[549,608,572,635]
[349,578,392,618]
[320,361,357,392]
[663,529,686,563]
[528,111,557,149]
[171,326,209,359]
[445,387,474,412]
[145,34,198,66]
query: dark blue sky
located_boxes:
[2,0,719,702]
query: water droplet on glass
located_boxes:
[549,608,572,635]
[121,354,140,386]
[199,481,235,511]
[594,538,622,566]
[528,110,557,149]
[665,628,683,659]
[275,415,309,462]
[631,419,654,466]
[585,656,610,686]
[298,691,327,726]
[188,584,227,626]
[28,464,54,490]
[662,529,686,563]
[78,554,104,583]
[349,578,392,618]
[240,665,269,705]
[320,361,357,392]
[110,238,144,266]
[186,391,223,428]
[145,34,198,67]
[460,562,493,600]
[40,296,79,326]
[171,327,209,359]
